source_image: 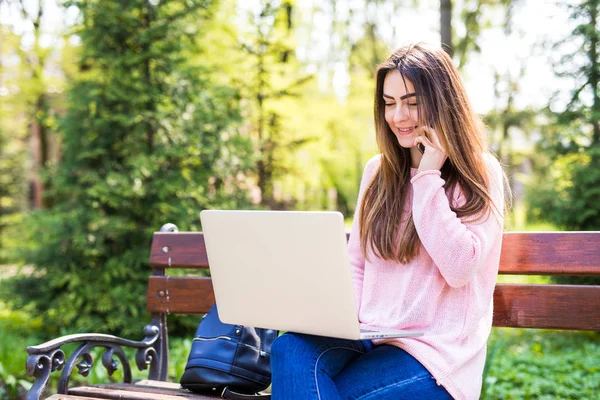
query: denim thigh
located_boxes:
[334,345,453,400]
[270,333,372,400]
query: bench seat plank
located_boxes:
[68,380,222,400]
[46,396,105,400]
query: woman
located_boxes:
[270,43,507,400]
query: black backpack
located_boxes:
[180,304,278,399]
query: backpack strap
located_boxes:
[222,387,271,400]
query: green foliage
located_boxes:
[235,0,315,208]
[552,0,600,144]
[0,120,27,263]
[527,0,600,284]
[452,0,516,69]
[4,0,254,337]
[0,27,28,263]
[528,147,600,231]
[482,328,600,399]
[527,145,600,285]
[0,302,40,399]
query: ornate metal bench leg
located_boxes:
[158,313,169,381]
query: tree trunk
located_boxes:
[143,0,155,153]
[27,0,49,209]
[256,14,268,205]
[29,122,43,209]
[440,0,453,55]
[588,0,599,145]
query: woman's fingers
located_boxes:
[413,130,435,152]
[419,126,445,153]
[414,126,448,172]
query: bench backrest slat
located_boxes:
[146,276,600,330]
[493,284,600,330]
[150,233,209,269]
[149,232,600,275]
[500,232,600,275]
[147,276,214,314]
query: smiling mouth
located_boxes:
[396,126,418,135]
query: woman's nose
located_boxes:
[393,104,408,123]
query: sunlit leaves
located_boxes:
[6,0,254,337]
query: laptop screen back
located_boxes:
[200,210,361,339]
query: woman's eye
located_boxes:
[384,103,395,107]
[408,103,418,107]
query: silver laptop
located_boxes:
[199,210,423,340]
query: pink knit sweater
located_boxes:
[348,153,505,400]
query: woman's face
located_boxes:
[382,69,420,151]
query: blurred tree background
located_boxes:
[0,0,598,399]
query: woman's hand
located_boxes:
[414,126,448,173]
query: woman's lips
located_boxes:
[396,126,417,136]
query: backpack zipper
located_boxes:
[193,336,232,342]
[258,330,266,357]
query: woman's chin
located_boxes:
[396,136,415,149]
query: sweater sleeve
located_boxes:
[348,154,380,309]
[410,155,505,288]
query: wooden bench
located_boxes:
[26,226,600,400]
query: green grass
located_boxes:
[482,328,600,399]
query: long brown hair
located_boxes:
[359,43,503,264]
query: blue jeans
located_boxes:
[270,333,453,400]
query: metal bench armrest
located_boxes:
[25,322,161,400]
